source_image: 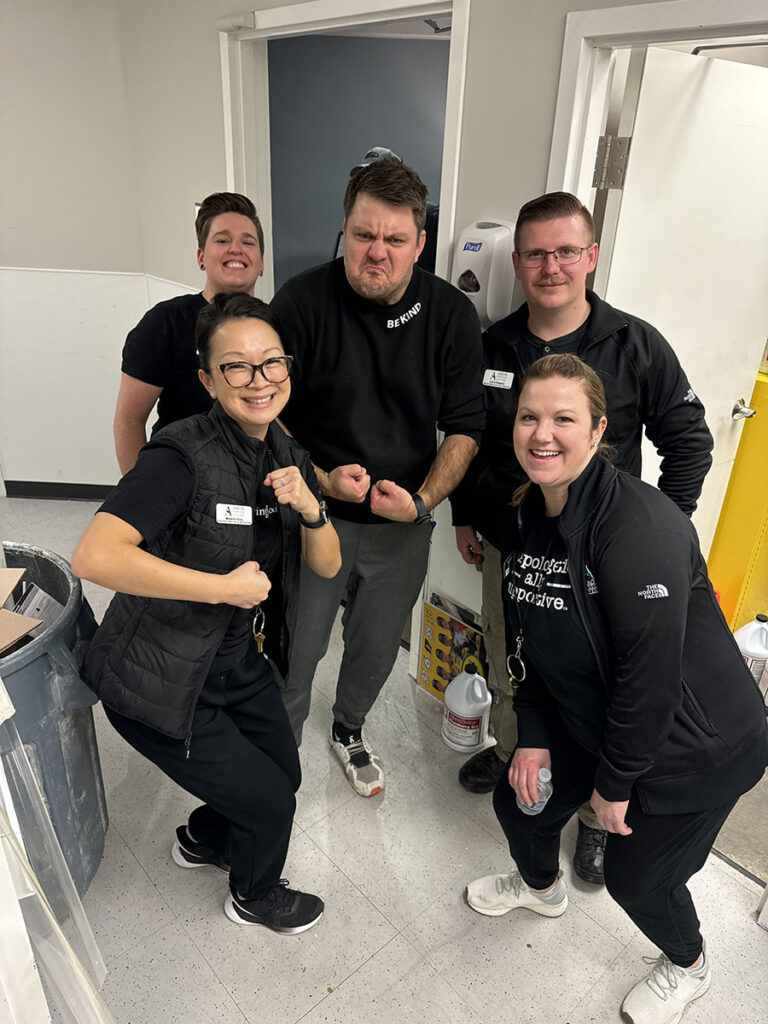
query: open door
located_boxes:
[595,45,768,554]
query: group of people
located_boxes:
[72,160,767,1023]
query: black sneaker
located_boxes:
[572,820,607,885]
[224,880,324,934]
[171,825,230,874]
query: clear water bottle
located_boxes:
[516,767,553,816]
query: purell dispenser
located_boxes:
[452,220,515,328]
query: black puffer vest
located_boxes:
[83,403,311,739]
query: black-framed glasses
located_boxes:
[218,356,293,387]
[515,246,592,268]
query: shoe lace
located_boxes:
[342,731,373,770]
[264,879,294,911]
[581,826,607,853]
[642,954,685,1000]
[496,871,525,899]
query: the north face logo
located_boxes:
[585,566,598,595]
[638,583,669,600]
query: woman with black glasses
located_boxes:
[73,292,340,935]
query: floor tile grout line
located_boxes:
[300,825,410,938]
[172,912,256,1024]
[398,929,491,1023]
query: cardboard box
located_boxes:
[417,592,486,701]
[0,569,42,656]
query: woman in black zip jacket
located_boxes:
[73,293,341,936]
[465,353,767,1024]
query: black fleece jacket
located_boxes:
[504,456,768,815]
[453,291,714,548]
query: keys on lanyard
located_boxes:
[506,634,526,696]
[252,607,266,653]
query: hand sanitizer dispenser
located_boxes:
[452,220,515,328]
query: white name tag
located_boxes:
[483,368,514,389]
[215,503,253,525]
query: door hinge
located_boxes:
[592,135,631,191]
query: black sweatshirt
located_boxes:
[272,259,484,523]
[451,291,714,548]
[504,456,767,814]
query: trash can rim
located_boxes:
[0,541,82,673]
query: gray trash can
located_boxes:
[0,541,107,895]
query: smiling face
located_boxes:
[198,212,264,298]
[513,214,598,322]
[198,317,290,439]
[514,374,607,515]
[342,193,425,305]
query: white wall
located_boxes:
[0,0,661,548]
[1,0,662,286]
[0,270,194,487]
[109,0,659,284]
[0,0,143,273]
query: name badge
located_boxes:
[216,503,253,525]
[483,368,514,389]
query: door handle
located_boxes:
[732,399,757,420]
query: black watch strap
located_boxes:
[300,499,329,529]
[411,492,432,525]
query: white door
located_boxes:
[598,46,768,554]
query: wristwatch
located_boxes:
[300,500,329,529]
[411,492,432,526]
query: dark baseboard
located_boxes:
[4,481,114,501]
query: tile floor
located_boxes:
[2,495,767,1024]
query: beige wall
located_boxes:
[115,0,655,285]
[1,0,658,283]
[455,0,643,229]
[0,0,143,272]
[115,0,237,287]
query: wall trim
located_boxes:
[219,0,468,290]
[4,482,113,501]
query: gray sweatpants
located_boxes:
[281,516,432,744]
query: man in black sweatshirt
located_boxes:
[272,160,484,797]
[451,191,713,884]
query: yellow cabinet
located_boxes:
[708,373,768,629]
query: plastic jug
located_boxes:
[441,661,492,752]
[734,613,768,699]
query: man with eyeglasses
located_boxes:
[451,191,713,885]
[271,159,484,797]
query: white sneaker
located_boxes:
[465,869,567,917]
[620,954,711,1024]
[330,723,384,797]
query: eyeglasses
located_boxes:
[218,356,293,387]
[515,246,591,268]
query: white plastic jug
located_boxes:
[734,613,768,699]
[441,661,492,752]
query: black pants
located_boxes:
[105,646,301,900]
[493,723,736,967]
